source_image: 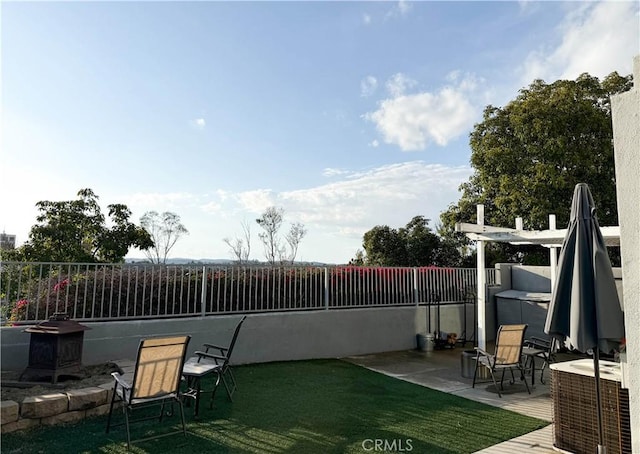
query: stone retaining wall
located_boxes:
[1,382,116,434]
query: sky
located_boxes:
[1,1,638,264]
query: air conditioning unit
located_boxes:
[550,359,631,454]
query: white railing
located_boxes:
[0,262,497,323]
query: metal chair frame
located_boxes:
[523,336,558,385]
[183,316,246,414]
[106,335,191,450]
[472,324,531,398]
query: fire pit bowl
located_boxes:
[20,313,91,384]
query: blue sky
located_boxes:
[1,1,638,264]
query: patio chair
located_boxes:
[472,324,531,398]
[182,315,246,415]
[523,336,558,385]
[105,335,191,449]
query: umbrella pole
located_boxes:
[594,349,606,454]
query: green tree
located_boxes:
[362,225,407,266]
[6,189,153,263]
[348,249,366,266]
[440,72,632,265]
[401,216,442,266]
[359,216,457,266]
[140,211,189,264]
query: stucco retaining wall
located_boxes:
[1,305,476,372]
[1,304,475,431]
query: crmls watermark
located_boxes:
[361,439,413,452]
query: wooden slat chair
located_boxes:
[106,335,191,450]
[472,324,531,398]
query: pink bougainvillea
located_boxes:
[53,279,69,293]
[9,299,29,322]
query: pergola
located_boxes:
[455,204,621,350]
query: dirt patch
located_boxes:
[1,362,122,403]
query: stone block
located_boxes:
[21,393,68,419]
[41,410,86,426]
[1,417,41,434]
[1,401,19,424]
[85,402,115,419]
[98,382,115,403]
[67,387,107,411]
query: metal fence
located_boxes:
[0,262,497,323]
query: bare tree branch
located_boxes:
[256,207,307,265]
[223,220,252,264]
[140,211,188,264]
[285,222,307,263]
[256,207,283,266]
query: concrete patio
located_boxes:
[343,347,557,454]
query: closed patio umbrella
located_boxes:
[544,183,625,454]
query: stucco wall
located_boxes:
[491,263,623,342]
[0,304,473,372]
[612,54,640,450]
[511,266,552,293]
[499,264,623,298]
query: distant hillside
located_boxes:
[126,258,234,265]
[126,258,333,266]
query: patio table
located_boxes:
[182,358,222,416]
[522,346,548,387]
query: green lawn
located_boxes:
[2,360,548,453]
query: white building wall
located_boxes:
[611,54,640,450]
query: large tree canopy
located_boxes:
[6,189,153,263]
[441,72,632,265]
[357,216,461,267]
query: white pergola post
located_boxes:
[476,205,486,350]
[515,217,523,230]
[549,214,558,293]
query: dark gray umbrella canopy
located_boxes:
[545,183,625,353]
[545,183,625,453]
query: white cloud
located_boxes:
[386,0,412,19]
[114,162,471,263]
[360,76,378,97]
[235,189,276,213]
[365,73,482,151]
[192,118,206,129]
[520,2,639,84]
[277,161,472,234]
[323,168,350,177]
[386,73,417,97]
[215,189,231,201]
[363,13,372,25]
[125,192,196,210]
[201,201,222,214]
[517,0,540,15]
[398,0,412,16]
[369,139,379,148]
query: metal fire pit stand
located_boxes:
[20,313,91,384]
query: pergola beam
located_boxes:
[456,210,621,350]
[455,223,620,246]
